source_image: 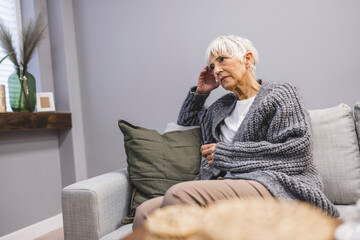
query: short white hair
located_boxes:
[205,35,259,73]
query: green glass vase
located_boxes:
[8,66,36,112]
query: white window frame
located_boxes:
[0,0,22,112]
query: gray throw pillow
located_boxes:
[309,103,360,204]
[118,120,201,224]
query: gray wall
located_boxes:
[0,1,63,236]
[0,0,359,236]
[72,0,360,178]
[0,131,62,236]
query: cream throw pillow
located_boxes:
[309,103,360,204]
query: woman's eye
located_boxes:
[219,57,225,62]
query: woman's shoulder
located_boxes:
[262,80,298,92]
[262,80,300,100]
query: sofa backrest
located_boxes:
[309,102,360,205]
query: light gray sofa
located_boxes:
[62,102,360,240]
[62,169,133,240]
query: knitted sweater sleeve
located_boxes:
[213,84,312,175]
[177,86,209,126]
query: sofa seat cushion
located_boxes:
[100,224,133,240]
[309,103,360,204]
[335,204,358,219]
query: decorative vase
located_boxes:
[7,66,36,112]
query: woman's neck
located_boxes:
[233,73,261,100]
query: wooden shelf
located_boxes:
[0,112,72,132]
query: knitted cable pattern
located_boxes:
[177,79,339,217]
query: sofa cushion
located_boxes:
[100,224,133,240]
[309,103,360,204]
[118,120,201,223]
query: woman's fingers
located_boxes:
[201,144,216,166]
[206,154,213,161]
[199,66,214,80]
[201,148,214,157]
[199,66,210,77]
[196,66,219,94]
[200,143,216,151]
[201,144,216,165]
[201,66,208,73]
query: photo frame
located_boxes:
[36,92,55,112]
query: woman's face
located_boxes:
[209,53,250,92]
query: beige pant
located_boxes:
[133,179,272,230]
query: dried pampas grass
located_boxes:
[20,12,47,68]
[0,20,18,66]
[0,12,46,68]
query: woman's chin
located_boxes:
[220,83,232,91]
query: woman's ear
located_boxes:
[244,52,253,69]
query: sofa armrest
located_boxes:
[62,168,131,240]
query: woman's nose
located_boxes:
[214,65,222,76]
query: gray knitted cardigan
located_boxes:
[177,79,339,217]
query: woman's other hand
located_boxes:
[201,143,217,165]
[195,66,220,94]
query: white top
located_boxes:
[219,95,256,178]
[220,96,256,144]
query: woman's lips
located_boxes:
[220,76,229,82]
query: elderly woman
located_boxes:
[133,35,339,230]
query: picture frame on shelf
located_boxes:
[0,85,6,112]
[36,92,55,112]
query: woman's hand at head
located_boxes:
[200,143,217,165]
[195,66,220,94]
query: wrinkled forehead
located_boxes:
[207,49,233,66]
[206,40,239,65]
[207,52,221,66]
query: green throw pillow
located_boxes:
[118,120,202,224]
